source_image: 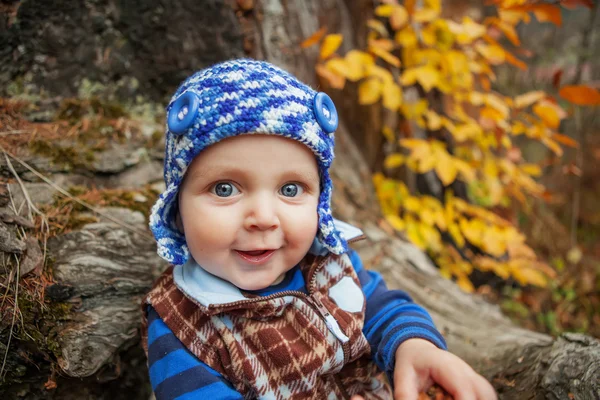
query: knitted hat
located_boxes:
[149,59,348,266]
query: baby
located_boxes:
[142,59,496,400]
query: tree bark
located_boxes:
[0,1,598,399]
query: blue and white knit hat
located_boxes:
[149,59,348,266]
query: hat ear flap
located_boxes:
[149,184,189,265]
[316,169,347,255]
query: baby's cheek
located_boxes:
[183,203,237,240]
[283,204,319,244]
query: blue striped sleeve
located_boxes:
[146,307,243,400]
[347,250,447,378]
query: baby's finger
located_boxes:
[473,374,497,400]
[350,396,364,400]
[393,366,420,400]
[429,363,477,400]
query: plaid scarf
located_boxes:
[142,252,391,399]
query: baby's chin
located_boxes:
[234,273,286,291]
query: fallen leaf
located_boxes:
[367,19,389,37]
[385,214,406,231]
[300,27,327,49]
[325,58,352,80]
[559,85,600,105]
[476,43,505,65]
[320,34,343,59]
[435,155,458,186]
[236,0,254,11]
[552,69,563,89]
[382,82,402,111]
[560,0,594,10]
[382,126,395,143]
[566,247,582,264]
[316,64,345,89]
[552,133,579,148]
[390,5,409,30]
[384,153,405,169]
[529,4,562,26]
[395,26,418,47]
[369,45,401,67]
[533,103,560,129]
[401,65,440,92]
[358,78,382,105]
[413,7,439,23]
[562,163,582,176]
[504,51,528,70]
[344,50,374,81]
[375,4,396,17]
[514,90,546,109]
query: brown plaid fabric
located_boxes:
[142,253,392,399]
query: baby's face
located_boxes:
[178,135,320,291]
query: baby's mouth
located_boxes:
[240,250,270,256]
[235,249,276,264]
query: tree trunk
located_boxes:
[0,1,598,399]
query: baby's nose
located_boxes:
[244,195,280,231]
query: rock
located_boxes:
[0,183,9,207]
[150,182,166,194]
[7,173,103,217]
[0,206,35,228]
[79,207,146,228]
[90,146,146,174]
[19,236,43,277]
[109,160,164,189]
[132,194,147,203]
[0,220,26,253]
[47,208,166,377]
[8,182,56,216]
[46,283,76,301]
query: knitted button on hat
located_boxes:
[149,58,348,266]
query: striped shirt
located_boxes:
[146,250,446,399]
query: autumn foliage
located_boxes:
[303,0,600,292]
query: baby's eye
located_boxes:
[212,182,240,197]
[280,183,304,197]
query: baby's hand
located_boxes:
[350,338,496,400]
[390,338,496,400]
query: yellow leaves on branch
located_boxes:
[317,50,376,90]
[375,4,409,30]
[345,50,375,80]
[485,17,520,46]
[401,65,440,92]
[475,43,505,65]
[368,44,401,67]
[399,139,474,185]
[446,17,486,45]
[382,83,402,111]
[373,175,552,289]
[413,0,441,23]
[314,0,576,292]
[316,64,345,89]
[384,153,405,169]
[358,78,382,105]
